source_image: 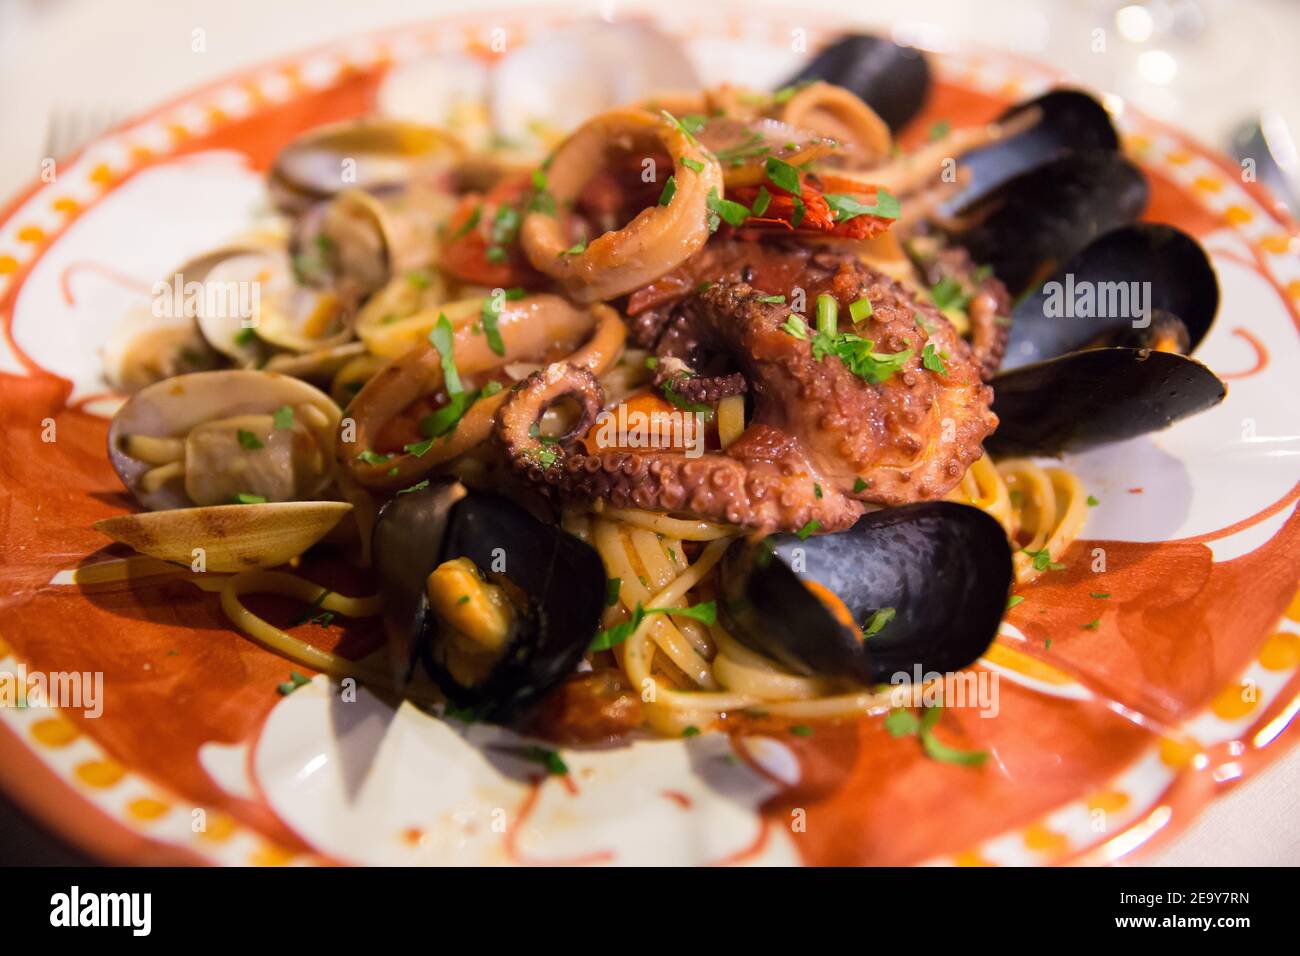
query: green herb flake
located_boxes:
[757,293,786,304]
[823,188,900,222]
[706,187,750,229]
[1022,547,1066,572]
[403,439,434,458]
[237,429,264,450]
[1006,594,1025,611]
[448,204,482,241]
[1090,592,1110,600]
[928,119,951,141]
[849,297,873,322]
[861,607,896,637]
[561,239,587,256]
[272,405,294,430]
[682,725,701,738]
[780,314,810,340]
[796,519,821,540]
[397,480,430,495]
[356,450,393,465]
[604,577,622,607]
[658,175,678,206]
[750,185,772,216]
[406,269,432,289]
[1081,618,1102,630]
[764,155,801,194]
[680,157,705,174]
[1087,494,1100,507]
[234,327,256,347]
[853,477,868,493]
[428,313,463,396]
[921,343,948,376]
[232,492,267,504]
[276,671,312,696]
[788,724,814,738]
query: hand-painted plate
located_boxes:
[1,5,1299,866]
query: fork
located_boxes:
[42,105,129,161]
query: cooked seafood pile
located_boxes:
[94,24,1226,740]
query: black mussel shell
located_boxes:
[986,347,1226,457]
[950,89,1120,211]
[999,223,1219,371]
[949,151,1148,297]
[720,503,1012,683]
[372,483,606,722]
[784,34,931,132]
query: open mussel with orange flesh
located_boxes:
[373,483,606,723]
[720,503,1012,683]
[783,33,932,132]
[986,223,1226,456]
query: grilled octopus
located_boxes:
[493,258,997,532]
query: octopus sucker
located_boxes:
[495,272,996,531]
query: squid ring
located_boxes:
[341,295,625,491]
[521,108,722,304]
[778,81,892,165]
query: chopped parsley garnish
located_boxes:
[237,429,264,450]
[813,482,823,499]
[849,297,873,322]
[823,188,900,222]
[512,745,568,776]
[1087,494,1100,507]
[1022,547,1065,572]
[783,308,911,384]
[771,82,807,103]
[751,185,772,216]
[605,577,622,607]
[796,520,821,540]
[660,377,712,414]
[658,175,678,205]
[530,168,547,191]
[861,607,896,637]
[537,448,558,468]
[456,595,470,605]
[714,132,771,167]
[397,480,430,495]
[234,327,256,347]
[406,269,432,289]
[682,725,701,738]
[853,477,869,493]
[561,239,587,256]
[788,724,814,737]
[485,203,522,263]
[921,343,948,375]
[659,109,701,145]
[886,704,987,766]
[815,293,839,336]
[1081,618,1101,630]
[480,287,523,357]
[448,204,482,241]
[680,157,705,174]
[780,314,810,340]
[1006,594,1025,611]
[928,119,951,141]
[232,492,266,504]
[929,276,970,311]
[276,672,312,696]
[706,188,749,230]
[789,194,807,227]
[272,405,294,429]
[764,155,801,194]
[289,589,332,626]
[1090,592,1110,600]
[356,450,393,465]
[914,312,936,335]
[757,294,785,304]
[403,438,434,457]
[589,600,718,651]
[428,313,463,396]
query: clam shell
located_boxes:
[102,305,220,395]
[108,370,342,511]
[170,242,277,365]
[94,501,352,572]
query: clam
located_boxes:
[269,118,467,214]
[373,483,605,722]
[986,223,1226,455]
[102,305,220,394]
[107,370,342,511]
[783,33,932,132]
[720,503,1012,682]
[94,501,352,573]
[490,20,700,152]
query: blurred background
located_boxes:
[0,0,1297,865]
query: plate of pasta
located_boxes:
[2,5,1300,867]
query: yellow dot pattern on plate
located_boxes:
[1023,823,1069,855]
[1261,234,1294,254]
[0,255,16,274]
[17,226,44,243]
[89,163,113,185]
[1086,789,1130,814]
[1224,205,1253,225]
[1211,679,1259,720]
[249,843,295,867]
[199,812,237,843]
[127,797,170,821]
[953,849,994,867]
[75,758,125,788]
[1259,631,1300,671]
[1165,149,1192,165]
[1124,134,1151,153]
[1159,736,1201,769]
[1286,586,1300,623]
[30,716,79,748]
[1193,175,1223,193]
[51,197,79,214]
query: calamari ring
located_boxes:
[521,108,723,304]
[778,81,892,165]
[340,295,626,492]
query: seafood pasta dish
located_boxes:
[94,30,1226,743]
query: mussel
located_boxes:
[720,502,1013,683]
[783,33,932,132]
[985,223,1226,456]
[373,484,606,722]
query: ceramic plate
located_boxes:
[1,4,1299,866]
